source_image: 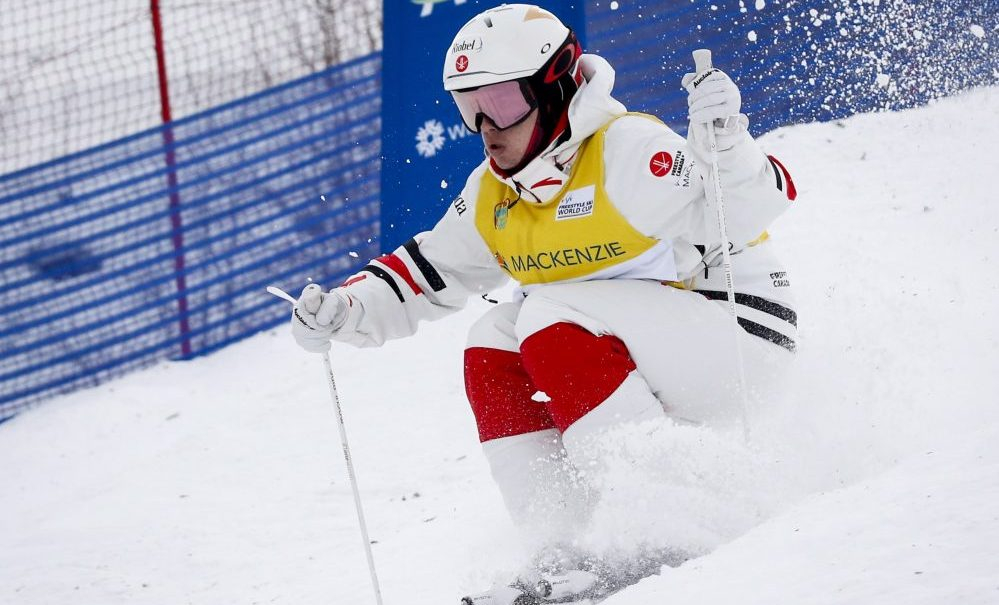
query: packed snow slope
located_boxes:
[2,87,997,605]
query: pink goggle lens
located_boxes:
[451,80,536,133]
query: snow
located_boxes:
[2,87,998,604]
[619,436,999,604]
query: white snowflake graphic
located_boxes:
[415,120,446,158]
[415,0,467,18]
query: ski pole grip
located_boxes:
[693,48,713,73]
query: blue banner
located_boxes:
[380,0,585,251]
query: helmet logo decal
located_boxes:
[649,152,674,177]
[455,55,469,72]
[544,45,577,83]
[452,39,482,53]
[523,6,556,21]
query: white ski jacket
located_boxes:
[328,55,798,351]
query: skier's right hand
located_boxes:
[291,284,348,353]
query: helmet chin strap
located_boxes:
[500,54,581,176]
[487,34,582,178]
[490,120,548,178]
[494,97,573,178]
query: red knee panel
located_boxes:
[464,347,555,442]
[520,323,636,433]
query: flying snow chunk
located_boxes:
[969,24,985,39]
[748,30,758,42]
[440,179,448,189]
[875,73,892,88]
[349,251,359,258]
[755,0,765,9]
[610,1,619,10]
[531,391,552,403]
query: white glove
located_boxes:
[681,68,749,153]
[291,284,348,353]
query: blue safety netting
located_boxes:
[2,1,995,421]
[0,54,382,420]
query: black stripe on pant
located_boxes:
[694,290,797,326]
[694,290,797,352]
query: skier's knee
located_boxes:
[518,321,638,433]
[464,345,554,442]
[466,302,520,351]
[515,284,609,344]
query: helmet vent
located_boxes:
[483,16,493,27]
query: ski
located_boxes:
[460,548,690,604]
[460,569,631,604]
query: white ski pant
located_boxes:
[463,279,792,545]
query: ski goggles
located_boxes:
[451,79,537,133]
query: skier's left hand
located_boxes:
[681,68,748,153]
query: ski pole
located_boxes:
[691,50,753,442]
[267,286,385,605]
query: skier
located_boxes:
[291,3,797,601]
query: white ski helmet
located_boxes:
[442,4,583,167]
[443,4,576,91]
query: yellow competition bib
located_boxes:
[474,115,659,286]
